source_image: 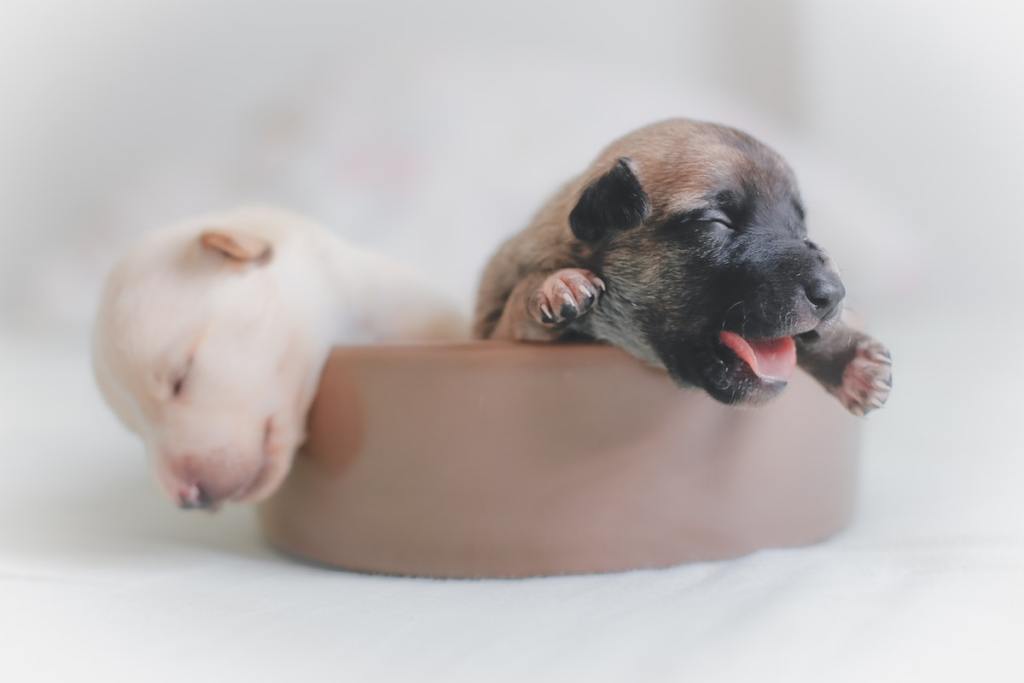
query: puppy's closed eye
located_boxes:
[664,209,735,232]
[170,356,194,398]
[697,211,735,231]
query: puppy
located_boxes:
[475,119,891,415]
[94,207,465,509]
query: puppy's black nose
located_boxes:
[804,273,845,319]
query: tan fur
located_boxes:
[473,119,891,415]
[474,118,789,340]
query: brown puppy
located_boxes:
[475,119,891,415]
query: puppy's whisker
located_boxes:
[721,299,745,332]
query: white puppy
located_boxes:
[93,207,466,509]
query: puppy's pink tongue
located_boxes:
[719,331,797,381]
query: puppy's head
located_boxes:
[93,217,324,509]
[570,119,844,405]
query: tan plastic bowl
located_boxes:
[258,343,860,578]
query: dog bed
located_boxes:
[259,343,859,577]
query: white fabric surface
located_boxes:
[2,306,1021,683]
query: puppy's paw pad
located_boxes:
[528,269,604,326]
[834,340,892,416]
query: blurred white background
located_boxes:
[1,2,1022,682]
[4,0,1022,332]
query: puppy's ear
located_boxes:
[569,157,650,242]
[199,229,273,263]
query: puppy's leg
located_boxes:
[490,269,605,341]
[797,311,892,416]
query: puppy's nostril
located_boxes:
[178,483,214,510]
[804,275,846,318]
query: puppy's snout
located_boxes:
[164,454,224,510]
[803,271,845,319]
[162,445,271,509]
[177,482,214,510]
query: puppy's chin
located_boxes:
[698,363,789,406]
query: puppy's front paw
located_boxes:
[834,339,892,416]
[528,269,605,326]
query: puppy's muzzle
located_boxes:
[177,482,215,510]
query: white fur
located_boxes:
[92,206,466,507]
